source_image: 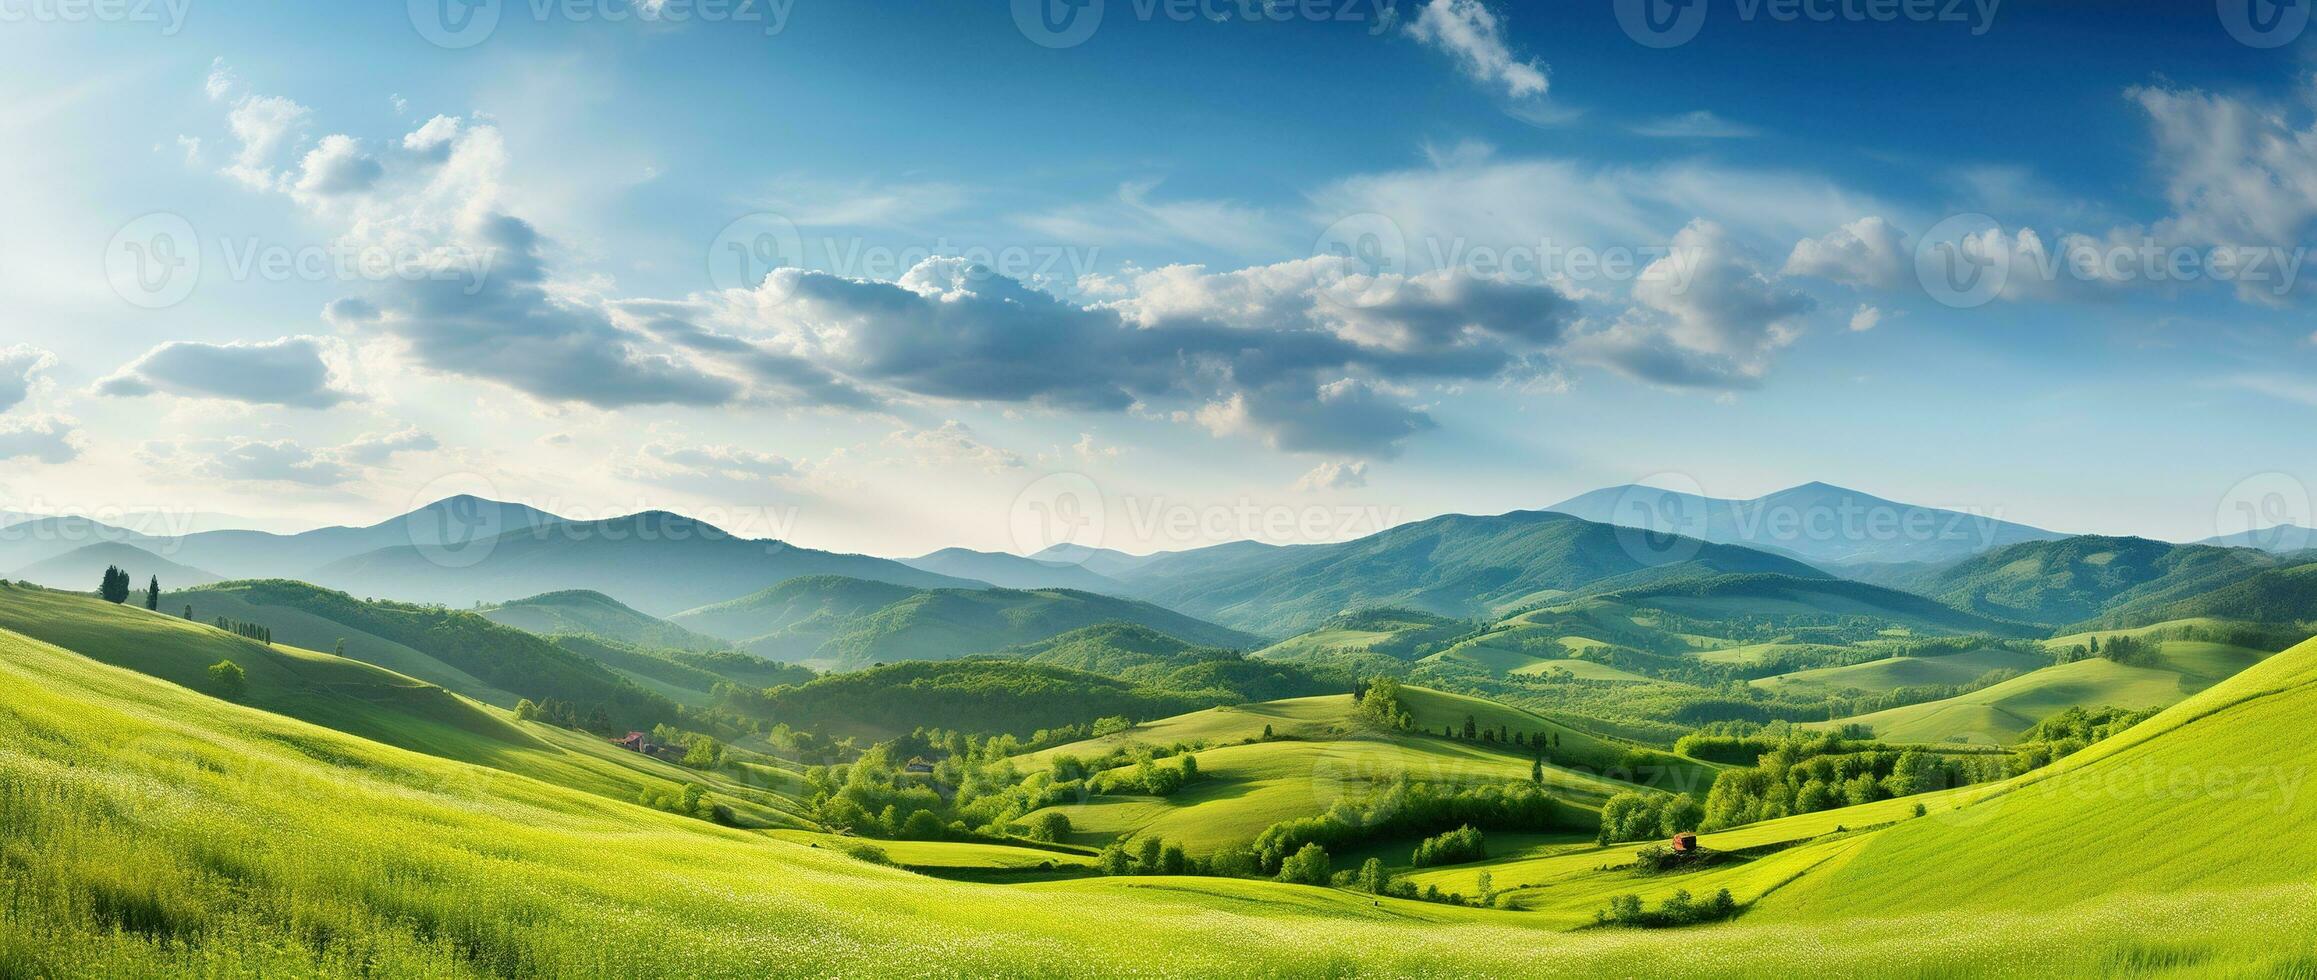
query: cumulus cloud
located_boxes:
[339,427,438,466]
[207,62,310,190]
[0,346,57,413]
[2129,83,2317,302]
[0,415,81,464]
[97,336,360,408]
[1849,304,1886,332]
[1570,220,1814,388]
[1295,459,1370,491]
[294,134,382,196]
[1784,216,1910,289]
[1408,0,1548,99]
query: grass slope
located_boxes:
[1818,636,2275,744]
[676,576,1259,671]
[3,615,2314,974]
[480,589,729,651]
[1895,535,2296,626]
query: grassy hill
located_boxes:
[1815,631,2279,744]
[673,576,1259,671]
[480,589,729,651]
[1116,510,1828,637]
[1748,645,2049,699]
[1889,535,2297,626]
[1763,632,2317,922]
[0,584,805,826]
[723,659,1226,742]
[2090,561,2317,630]
[5,599,2316,973]
[177,580,680,730]
[1012,686,1722,855]
[312,511,978,616]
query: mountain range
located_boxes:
[1547,481,2065,567]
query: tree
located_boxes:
[98,565,130,604]
[182,604,193,620]
[144,576,160,610]
[1531,756,1544,784]
[1136,835,1163,873]
[1462,715,1478,740]
[1027,810,1071,842]
[900,809,946,840]
[207,659,247,701]
[1158,842,1187,876]
[515,698,539,721]
[1356,857,1386,894]
[1099,845,1132,876]
[683,736,725,769]
[1276,842,1330,886]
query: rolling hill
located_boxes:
[311,511,979,616]
[165,495,565,580]
[1547,481,2062,567]
[671,576,1259,671]
[2089,561,2317,629]
[174,579,680,729]
[479,589,729,651]
[1814,629,2279,744]
[901,547,1126,592]
[9,541,224,591]
[1112,510,1828,637]
[1881,534,2300,626]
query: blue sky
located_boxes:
[1,0,2314,556]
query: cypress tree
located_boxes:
[145,576,160,610]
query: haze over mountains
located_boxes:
[1548,482,2066,567]
[7,481,2306,664]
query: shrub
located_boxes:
[206,660,247,702]
[1411,825,1485,868]
[1276,843,1331,886]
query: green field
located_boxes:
[1749,645,2048,698]
[1820,637,2275,744]
[7,597,2317,974]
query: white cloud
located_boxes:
[1784,216,1911,289]
[1848,304,1886,332]
[0,414,80,464]
[1408,0,1548,99]
[148,437,351,486]
[1569,220,1814,389]
[97,336,360,408]
[1295,460,1369,491]
[294,134,382,196]
[884,421,1024,473]
[0,346,57,413]
[340,427,439,466]
[1631,111,1758,140]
